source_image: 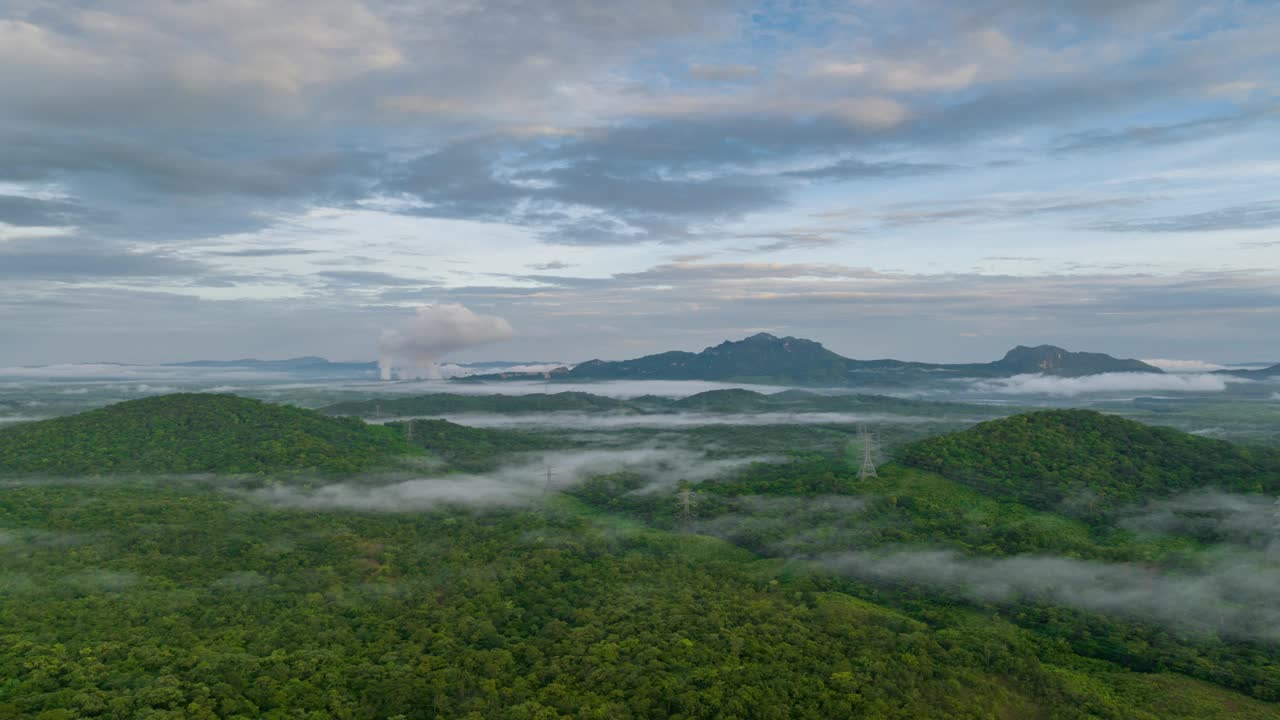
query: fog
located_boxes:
[373,411,942,430]
[0,364,290,382]
[817,548,1280,642]
[1142,359,1235,373]
[969,372,1232,396]
[1120,490,1280,547]
[247,448,765,512]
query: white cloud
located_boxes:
[1141,358,1229,372]
[969,372,1231,396]
[372,411,941,430]
[246,447,763,511]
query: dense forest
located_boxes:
[896,409,1280,511]
[4,481,1278,719]
[0,394,408,476]
[2,395,1279,718]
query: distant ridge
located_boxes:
[1214,363,1280,380]
[463,333,1164,386]
[988,345,1161,377]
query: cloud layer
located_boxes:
[2,0,1279,363]
[969,372,1232,396]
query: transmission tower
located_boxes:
[858,425,880,480]
[404,420,414,444]
[676,487,698,525]
[542,465,557,493]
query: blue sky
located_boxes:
[1,0,1278,364]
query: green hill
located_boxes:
[0,393,407,476]
[896,409,1280,511]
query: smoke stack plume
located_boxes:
[379,304,513,380]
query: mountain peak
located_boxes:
[995,345,1162,376]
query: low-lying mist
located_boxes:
[968,372,1233,397]
[246,448,768,512]
[815,546,1280,643]
[374,411,941,430]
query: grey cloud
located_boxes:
[878,194,1151,227]
[688,63,759,82]
[783,159,952,181]
[0,132,375,198]
[0,238,206,280]
[526,260,573,270]
[1053,108,1280,154]
[736,231,847,253]
[1090,201,1280,233]
[385,138,786,245]
[207,248,320,257]
[315,270,435,287]
[0,194,96,227]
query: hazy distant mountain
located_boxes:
[165,357,563,379]
[1214,363,1280,379]
[568,333,855,384]
[463,334,1164,386]
[167,357,380,374]
[986,345,1162,377]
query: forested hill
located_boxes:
[0,394,407,476]
[896,409,1280,510]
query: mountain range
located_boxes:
[1215,363,1280,379]
[464,333,1163,386]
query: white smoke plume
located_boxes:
[379,304,513,380]
[970,372,1231,396]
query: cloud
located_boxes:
[374,411,941,430]
[1141,358,1231,373]
[0,193,95,227]
[206,248,319,257]
[875,194,1150,228]
[688,63,758,82]
[817,546,1280,642]
[1119,490,1280,546]
[379,304,514,380]
[526,260,573,271]
[969,372,1231,396]
[1091,201,1280,233]
[0,238,207,280]
[316,270,434,287]
[781,159,952,182]
[246,447,760,511]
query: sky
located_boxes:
[2,0,1279,365]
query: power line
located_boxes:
[858,424,880,480]
[676,487,698,525]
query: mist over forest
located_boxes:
[5,0,1280,716]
